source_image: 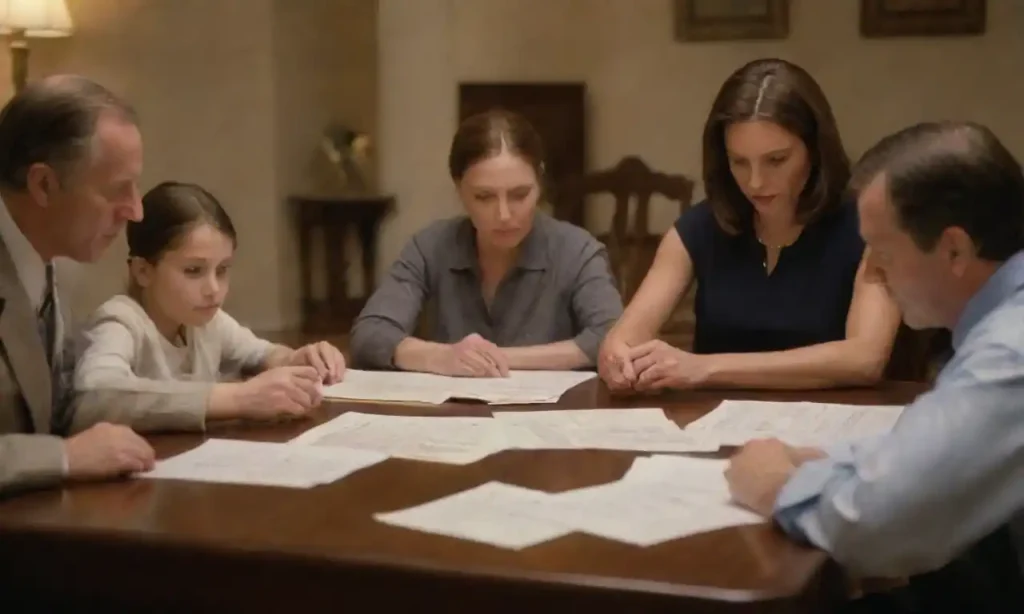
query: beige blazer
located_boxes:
[0,238,66,495]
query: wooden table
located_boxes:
[0,381,926,613]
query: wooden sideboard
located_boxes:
[290,195,395,334]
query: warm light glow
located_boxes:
[0,0,73,38]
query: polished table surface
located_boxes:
[0,380,927,613]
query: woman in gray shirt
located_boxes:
[350,110,623,377]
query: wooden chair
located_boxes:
[556,156,695,306]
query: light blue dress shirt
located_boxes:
[774,250,1024,579]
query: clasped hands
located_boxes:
[433,333,510,378]
[599,338,711,393]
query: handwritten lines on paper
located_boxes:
[319,369,597,405]
[374,456,763,550]
[288,408,717,465]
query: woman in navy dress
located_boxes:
[599,58,901,392]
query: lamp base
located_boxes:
[9,30,28,94]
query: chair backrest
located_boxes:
[556,156,695,302]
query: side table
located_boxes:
[290,195,395,333]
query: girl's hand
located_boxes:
[288,341,346,384]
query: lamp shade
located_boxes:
[0,0,73,37]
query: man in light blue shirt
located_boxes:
[725,121,1024,612]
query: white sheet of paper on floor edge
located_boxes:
[139,438,387,488]
[684,400,905,447]
[373,481,574,550]
[288,412,509,465]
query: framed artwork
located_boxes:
[674,0,790,42]
[860,0,986,37]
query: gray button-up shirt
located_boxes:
[350,213,623,369]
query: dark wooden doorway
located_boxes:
[457,82,587,227]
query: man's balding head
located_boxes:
[0,75,143,262]
[0,74,138,191]
[851,121,1024,262]
[854,121,1024,330]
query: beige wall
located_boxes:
[8,0,1022,331]
[379,0,1024,275]
[19,0,377,332]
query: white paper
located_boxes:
[451,371,597,404]
[373,456,763,549]
[493,408,719,453]
[493,408,677,428]
[320,370,452,404]
[546,456,762,546]
[140,438,387,488]
[319,369,595,405]
[374,481,573,549]
[289,412,509,465]
[684,400,905,447]
[547,481,762,547]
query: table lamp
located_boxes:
[0,0,73,93]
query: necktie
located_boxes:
[37,263,55,368]
[37,263,66,424]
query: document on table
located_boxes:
[451,370,598,404]
[545,456,762,546]
[493,408,720,453]
[374,481,574,550]
[319,370,452,404]
[373,455,763,549]
[684,400,905,447]
[320,369,596,405]
[140,438,387,488]
[288,412,509,465]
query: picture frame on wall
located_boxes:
[860,0,986,37]
[674,0,789,42]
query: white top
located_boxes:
[72,294,275,432]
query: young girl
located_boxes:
[72,181,346,433]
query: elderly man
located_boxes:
[0,75,155,495]
[726,121,1024,612]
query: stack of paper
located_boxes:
[289,408,717,464]
[320,369,596,405]
[140,438,387,488]
[684,400,905,447]
[374,455,763,549]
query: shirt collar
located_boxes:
[450,214,549,272]
[952,250,1024,349]
[0,195,49,310]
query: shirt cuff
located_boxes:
[772,457,842,542]
[61,445,69,476]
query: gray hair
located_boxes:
[0,74,138,190]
